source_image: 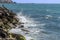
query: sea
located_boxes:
[0,3,60,40]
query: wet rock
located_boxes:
[0,29,8,38]
[15,34,26,40]
[21,29,30,32]
[0,22,4,26]
[4,24,10,29]
[7,23,15,28]
[2,18,8,24]
[0,5,26,40]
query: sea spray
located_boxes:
[9,11,36,40]
[17,12,37,28]
[9,11,46,40]
[16,12,37,40]
[17,11,47,40]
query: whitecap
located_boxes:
[25,36,34,40]
[45,15,53,19]
[9,11,47,40]
[16,12,37,28]
[58,16,60,19]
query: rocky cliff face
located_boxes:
[0,0,14,3]
[0,5,26,40]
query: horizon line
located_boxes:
[15,2,60,4]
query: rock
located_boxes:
[0,29,8,38]
[19,25,24,28]
[12,19,18,24]
[4,24,10,29]
[30,39,34,40]
[0,22,4,26]
[2,18,8,24]
[0,6,26,40]
[21,29,30,32]
[15,34,26,40]
[7,23,16,28]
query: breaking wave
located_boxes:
[9,11,39,40]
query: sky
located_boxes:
[13,0,60,3]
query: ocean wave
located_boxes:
[9,11,41,40]
[45,15,53,19]
[16,12,38,27]
[46,9,60,13]
[9,11,48,40]
[9,28,34,40]
[58,16,60,19]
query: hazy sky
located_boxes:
[13,0,60,3]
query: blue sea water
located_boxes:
[0,3,60,40]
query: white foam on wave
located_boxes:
[17,12,37,28]
[58,16,60,19]
[45,15,53,19]
[25,36,34,40]
[9,11,37,40]
[9,28,34,40]
[9,11,46,40]
[29,28,40,34]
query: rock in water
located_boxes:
[0,5,26,40]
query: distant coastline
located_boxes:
[0,0,16,3]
